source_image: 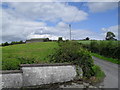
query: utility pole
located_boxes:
[69,24,71,40]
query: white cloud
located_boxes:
[1,8,99,42]
[2,0,120,2]
[2,2,115,43]
[88,0,119,2]
[87,2,118,13]
[1,9,47,42]
[27,26,99,40]
[4,2,88,23]
[71,29,102,40]
[27,34,60,40]
[56,22,68,28]
[1,2,89,43]
[70,0,119,2]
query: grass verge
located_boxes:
[91,53,120,64]
[92,65,105,83]
[82,65,105,84]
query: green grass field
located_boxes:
[77,40,92,45]
[1,41,105,81]
[2,42,58,70]
[2,40,119,70]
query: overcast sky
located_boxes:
[0,1,119,43]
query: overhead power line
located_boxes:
[69,2,84,40]
[70,2,84,25]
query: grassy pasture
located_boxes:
[2,42,58,70]
[1,41,105,81]
[77,40,92,45]
[2,40,119,70]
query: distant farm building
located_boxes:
[26,38,49,43]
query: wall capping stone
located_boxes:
[0,70,23,74]
[20,63,74,67]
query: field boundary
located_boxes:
[1,63,80,88]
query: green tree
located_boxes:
[19,40,23,44]
[105,32,116,40]
[3,42,9,46]
[85,37,90,40]
[58,37,63,42]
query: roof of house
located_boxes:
[26,38,49,41]
[30,38,48,40]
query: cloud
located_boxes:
[71,29,102,40]
[1,2,89,43]
[2,0,119,2]
[57,22,68,28]
[70,0,119,2]
[3,2,88,23]
[27,34,60,40]
[1,9,47,42]
[1,2,114,43]
[101,25,119,39]
[1,8,99,42]
[27,27,99,40]
[87,2,118,13]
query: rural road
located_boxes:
[92,56,119,88]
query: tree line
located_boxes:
[1,40,25,46]
[1,31,117,46]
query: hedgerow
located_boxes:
[83,40,120,61]
[49,41,95,78]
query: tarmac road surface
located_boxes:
[92,56,119,88]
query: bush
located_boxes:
[92,65,105,81]
[2,57,38,70]
[85,37,90,40]
[89,41,99,53]
[2,42,9,46]
[16,57,36,64]
[58,37,63,42]
[2,58,20,70]
[49,41,95,78]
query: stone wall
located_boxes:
[1,63,80,88]
[1,70,23,88]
